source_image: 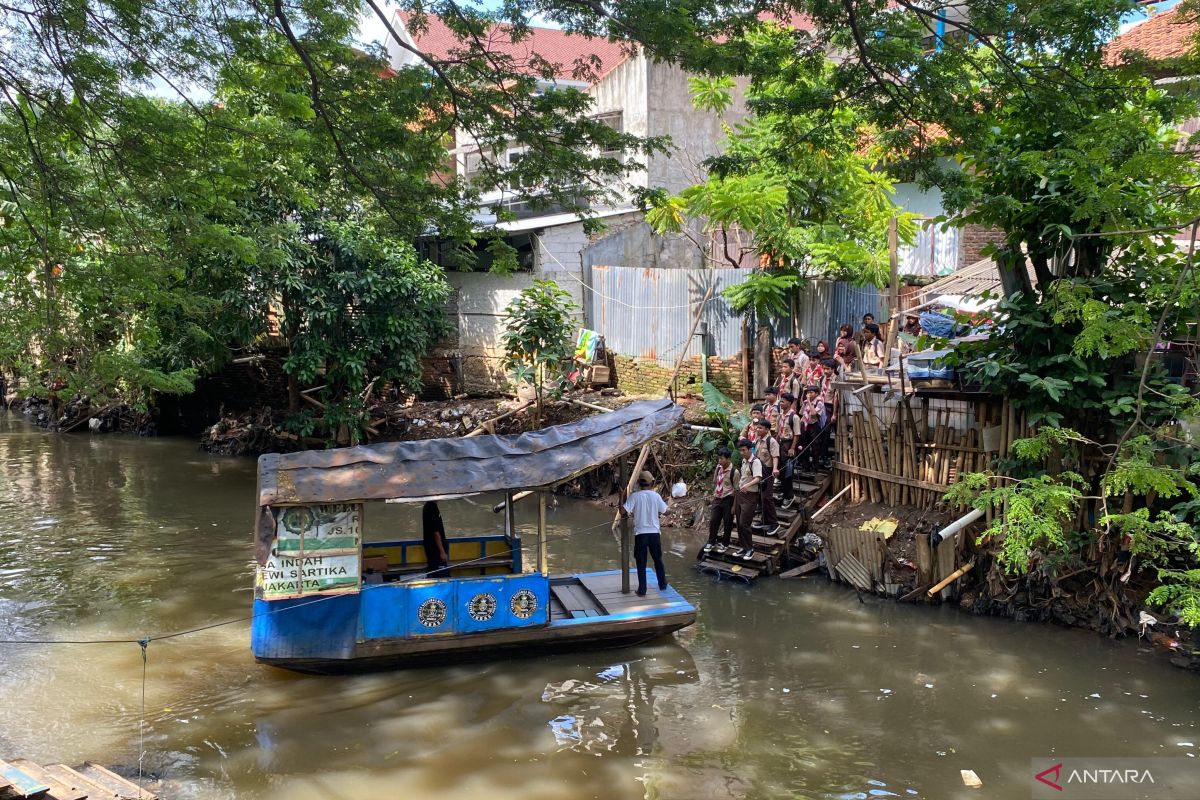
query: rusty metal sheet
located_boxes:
[257,400,683,507]
[835,553,873,591]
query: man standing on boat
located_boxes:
[621,470,670,597]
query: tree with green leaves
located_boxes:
[536,0,1200,629]
[0,0,648,434]
[501,280,579,423]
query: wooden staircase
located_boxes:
[696,466,831,583]
[1,759,157,800]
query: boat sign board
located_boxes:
[260,552,360,599]
[257,503,363,600]
[274,504,361,552]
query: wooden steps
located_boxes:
[696,558,762,582]
[0,759,155,800]
[697,468,831,584]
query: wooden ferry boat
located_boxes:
[249,399,695,674]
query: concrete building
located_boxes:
[383,11,988,395]
[385,12,750,392]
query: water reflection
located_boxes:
[2,413,1200,800]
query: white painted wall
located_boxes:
[446,271,535,356]
[646,61,749,195]
[586,55,649,192]
[533,222,590,324]
[891,182,946,218]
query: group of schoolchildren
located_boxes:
[701,313,913,562]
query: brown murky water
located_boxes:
[1,413,1199,799]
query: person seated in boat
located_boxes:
[621,470,670,597]
[422,501,451,578]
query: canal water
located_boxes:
[1,414,1198,800]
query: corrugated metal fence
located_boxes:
[790,280,881,349]
[585,265,749,366]
[585,265,882,367]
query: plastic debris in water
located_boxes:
[960,770,982,788]
[549,715,581,747]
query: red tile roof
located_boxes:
[395,11,629,83]
[1105,7,1198,66]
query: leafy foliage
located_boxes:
[0,0,651,415]
[275,219,450,443]
[647,24,915,285]
[947,472,1087,574]
[501,280,579,416]
[722,270,800,321]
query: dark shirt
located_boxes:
[423,516,449,572]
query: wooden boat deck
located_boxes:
[0,758,157,800]
[549,571,686,621]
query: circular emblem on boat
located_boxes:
[467,592,498,622]
[417,598,447,628]
[510,589,538,619]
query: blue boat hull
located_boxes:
[252,569,696,674]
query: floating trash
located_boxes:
[549,714,581,747]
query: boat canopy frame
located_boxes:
[254,399,684,575]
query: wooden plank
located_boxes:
[72,765,155,800]
[832,461,952,494]
[33,767,96,800]
[936,534,958,595]
[7,764,83,800]
[696,558,762,574]
[0,761,48,799]
[549,585,586,612]
[779,561,821,579]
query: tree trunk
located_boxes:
[754,322,772,400]
[282,295,301,413]
[997,245,1033,299]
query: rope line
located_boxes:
[0,545,527,646]
[138,639,148,787]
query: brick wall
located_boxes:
[612,353,746,397]
[959,223,1006,268]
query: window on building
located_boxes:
[462,150,483,182]
[507,148,529,189]
[592,111,624,158]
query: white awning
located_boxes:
[487,207,637,234]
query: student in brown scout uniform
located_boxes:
[763,386,781,428]
[753,418,781,536]
[733,439,762,560]
[786,337,810,380]
[701,447,735,557]
[798,385,829,472]
[777,358,802,400]
[861,323,887,371]
[740,403,764,444]
[835,324,859,371]
[776,392,802,509]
